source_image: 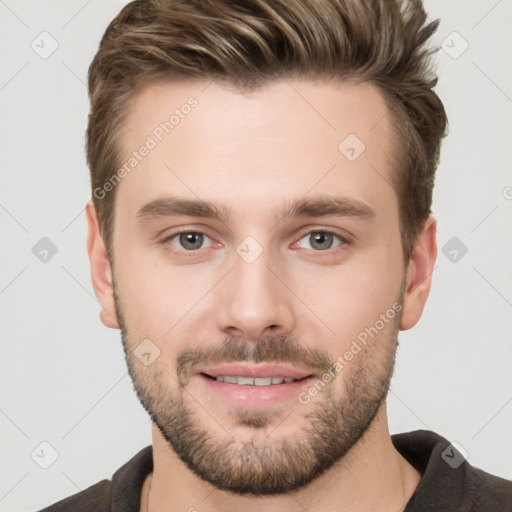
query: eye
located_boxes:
[166,231,213,251]
[297,230,346,252]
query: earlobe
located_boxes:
[85,200,120,329]
[399,216,437,331]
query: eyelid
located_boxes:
[160,228,217,256]
[290,228,351,257]
[294,226,352,244]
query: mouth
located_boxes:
[195,363,316,407]
[201,374,308,386]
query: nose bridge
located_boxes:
[215,239,295,340]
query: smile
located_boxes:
[204,375,301,386]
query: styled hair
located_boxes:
[87,0,448,262]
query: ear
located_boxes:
[400,216,437,331]
[86,200,119,329]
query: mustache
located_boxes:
[176,335,335,385]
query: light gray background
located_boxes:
[1,1,511,510]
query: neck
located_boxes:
[142,405,421,512]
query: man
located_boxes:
[40,0,512,510]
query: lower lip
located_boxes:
[197,374,315,407]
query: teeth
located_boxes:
[237,376,254,386]
[214,376,298,386]
[254,377,272,386]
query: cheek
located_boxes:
[114,252,216,350]
[288,252,403,346]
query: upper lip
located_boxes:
[198,363,313,379]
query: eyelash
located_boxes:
[160,228,351,259]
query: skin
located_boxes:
[86,79,437,511]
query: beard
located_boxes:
[114,288,402,496]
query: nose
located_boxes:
[214,246,296,342]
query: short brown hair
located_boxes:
[87,0,447,263]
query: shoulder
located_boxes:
[36,479,111,512]
[470,465,512,510]
[35,445,153,512]
[393,430,512,511]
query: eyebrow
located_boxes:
[136,194,375,225]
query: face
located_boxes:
[93,79,415,495]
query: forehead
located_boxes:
[115,78,397,224]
